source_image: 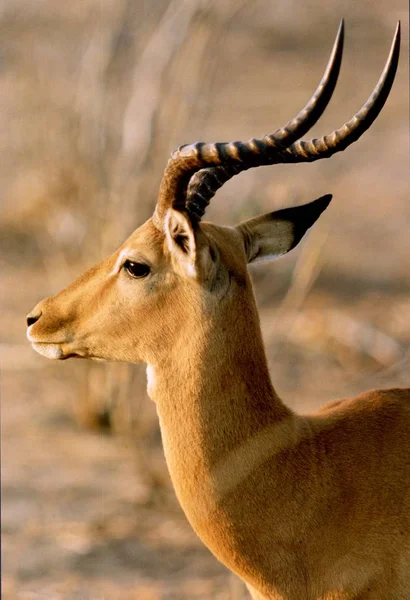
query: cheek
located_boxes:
[84,274,181,359]
[70,278,129,342]
[104,280,162,336]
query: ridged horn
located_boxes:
[279,21,400,163]
[153,21,400,227]
[153,20,344,226]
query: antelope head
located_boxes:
[27,21,400,370]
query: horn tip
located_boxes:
[336,18,345,43]
[391,20,401,59]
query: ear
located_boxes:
[236,194,332,263]
[164,209,197,277]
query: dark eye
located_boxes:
[123,260,150,279]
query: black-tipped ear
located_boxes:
[237,194,332,263]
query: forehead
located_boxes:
[118,218,164,260]
[115,217,246,270]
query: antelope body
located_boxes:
[27,22,410,600]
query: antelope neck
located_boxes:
[149,297,293,514]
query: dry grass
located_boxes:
[1,1,409,598]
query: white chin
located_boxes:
[31,343,65,360]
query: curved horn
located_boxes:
[153,19,344,227]
[154,21,400,226]
[260,18,345,147]
[186,21,400,221]
[279,20,400,163]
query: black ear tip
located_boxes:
[288,194,332,250]
[314,193,333,213]
[290,194,332,243]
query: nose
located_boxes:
[26,310,42,327]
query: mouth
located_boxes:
[27,327,96,361]
[27,325,74,360]
[30,342,67,360]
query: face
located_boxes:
[26,214,248,365]
[27,198,329,365]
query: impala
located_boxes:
[27,21,409,600]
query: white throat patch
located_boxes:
[146,364,156,399]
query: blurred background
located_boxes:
[1,0,409,598]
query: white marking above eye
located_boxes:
[109,249,129,277]
[109,248,151,278]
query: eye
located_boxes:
[123,260,150,279]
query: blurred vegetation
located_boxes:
[1,1,409,598]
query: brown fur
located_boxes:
[27,213,410,600]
